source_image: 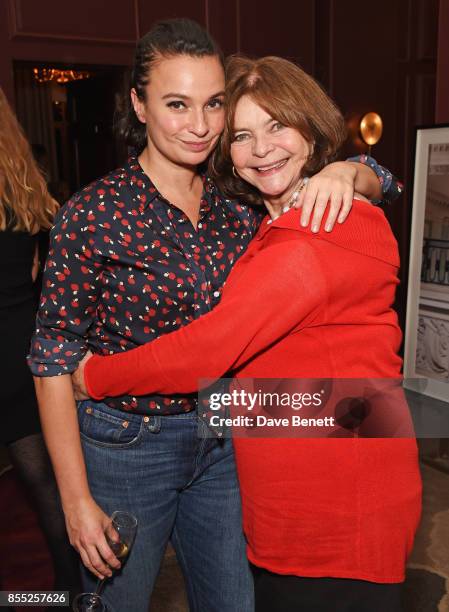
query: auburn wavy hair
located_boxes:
[210,55,347,206]
[0,88,58,233]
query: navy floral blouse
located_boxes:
[28,154,402,415]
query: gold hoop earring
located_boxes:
[232,165,239,178]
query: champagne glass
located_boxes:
[72,593,106,611]
[72,511,138,611]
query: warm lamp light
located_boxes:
[359,112,383,153]
[33,67,91,84]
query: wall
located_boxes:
[0,0,137,103]
[436,0,449,123]
[0,0,319,105]
[317,0,439,326]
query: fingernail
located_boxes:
[325,223,332,232]
[301,219,308,227]
[338,215,344,223]
[312,224,319,233]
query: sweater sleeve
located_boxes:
[84,237,326,399]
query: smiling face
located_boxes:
[230,95,312,205]
[132,54,225,167]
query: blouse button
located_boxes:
[143,416,150,423]
[85,407,92,414]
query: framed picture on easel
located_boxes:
[404,124,449,404]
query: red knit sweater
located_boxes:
[85,200,422,583]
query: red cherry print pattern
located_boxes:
[29,157,262,415]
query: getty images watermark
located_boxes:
[197,378,449,438]
[208,387,333,428]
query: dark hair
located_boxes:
[210,55,347,206]
[116,18,224,155]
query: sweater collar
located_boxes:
[256,199,399,268]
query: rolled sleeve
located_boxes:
[28,195,103,377]
[28,333,86,376]
[347,155,404,204]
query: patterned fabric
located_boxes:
[28,155,401,416]
[28,156,260,414]
[348,154,404,204]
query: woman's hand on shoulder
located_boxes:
[293,161,356,232]
[72,350,93,400]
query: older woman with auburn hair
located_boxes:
[75,55,420,611]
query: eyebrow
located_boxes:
[234,117,276,132]
[162,91,225,100]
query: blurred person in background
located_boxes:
[0,87,81,602]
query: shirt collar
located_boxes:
[126,155,160,208]
[126,155,216,216]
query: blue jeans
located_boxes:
[77,400,254,612]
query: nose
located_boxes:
[189,109,209,138]
[252,134,274,157]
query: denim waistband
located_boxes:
[77,399,197,424]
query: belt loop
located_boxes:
[143,415,161,433]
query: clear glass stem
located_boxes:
[94,577,107,597]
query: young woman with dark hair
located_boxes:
[30,19,403,612]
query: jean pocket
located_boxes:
[77,401,144,449]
